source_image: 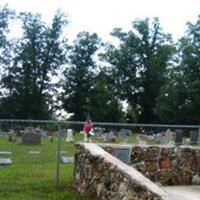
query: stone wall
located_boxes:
[102,144,200,185]
[74,143,171,200]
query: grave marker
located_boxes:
[113,148,131,164]
[61,156,74,164]
[165,129,173,144]
[66,129,74,142]
[0,158,12,165]
[28,151,40,154]
[175,129,183,146]
[22,132,41,145]
[189,130,198,145]
[0,151,12,155]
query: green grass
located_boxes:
[0,134,88,200]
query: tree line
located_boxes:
[0,5,200,124]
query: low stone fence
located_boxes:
[74,143,171,200]
[102,144,200,185]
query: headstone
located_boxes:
[22,132,41,145]
[113,148,131,164]
[138,140,147,145]
[139,134,149,141]
[7,129,15,142]
[40,130,48,137]
[28,151,40,154]
[0,151,12,156]
[165,129,173,144]
[160,132,167,145]
[61,156,74,164]
[0,158,12,165]
[60,151,67,154]
[118,129,127,138]
[189,130,198,145]
[66,129,74,142]
[93,127,103,137]
[175,129,183,146]
[154,133,162,143]
[105,132,113,142]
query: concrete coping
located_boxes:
[81,142,172,200]
[99,143,200,150]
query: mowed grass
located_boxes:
[0,134,88,200]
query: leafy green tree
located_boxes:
[103,18,174,123]
[0,5,14,68]
[154,69,188,123]
[155,15,200,124]
[0,11,68,119]
[88,71,125,122]
[62,32,101,120]
[0,5,15,118]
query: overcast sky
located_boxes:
[1,0,200,42]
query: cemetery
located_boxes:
[0,126,200,200]
[1,1,200,199]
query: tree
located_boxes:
[88,71,125,122]
[0,11,68,119]
[0,5,15,118]
[154,69,188,123]
[62,32,101,120]
[0,5,14,68]
[155,15,200,124]
[103,18,174,123]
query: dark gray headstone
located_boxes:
[113,148,131,164]
[93,127,103,137]
[105,133,113,142]
[175,129,183,146]
[118,129,127,137]
[189,130,198,145]
[22,132,41,145]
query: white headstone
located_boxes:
[154,133,162,143]
[66,129,74,142]
[0,158,12,165]
[61,156,74,164]
[0,151,12,155]
[28,151,40,154]
[165,129,173,144]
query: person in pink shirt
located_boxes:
[83,118,93,142]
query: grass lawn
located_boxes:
[0,134,88,200]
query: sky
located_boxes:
[1,0,200,43]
